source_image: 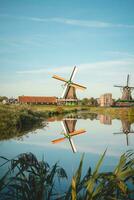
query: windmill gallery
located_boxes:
[18,66,134,107]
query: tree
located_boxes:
[0,96,8,102]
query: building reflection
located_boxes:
[97,114,134,146]
[52,119,86,153]
[113,119,134,146]
[98,114,112,125]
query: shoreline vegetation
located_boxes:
[0,104,134,140]
[0,150,134,200]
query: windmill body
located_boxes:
[52,66,86,103]
[114,74,134,101]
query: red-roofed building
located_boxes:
[18,96,57,104]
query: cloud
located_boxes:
[1,14,134,28]
[16,58,134,75]
[50,18,134,28]
[105,51,134,58]
[16,65,73,75]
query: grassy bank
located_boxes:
[0,104,47,140]
[0,104,86,140]
[0,104,134,140]
[89,106,134,122]
[26,104,134,123]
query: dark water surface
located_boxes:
[0,113,134,180]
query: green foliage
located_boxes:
[81,98,98,106]
[0,153,67,200]
[0,105,46,140]
[0,96,8,102]
[0,151,134,200]
[116,99,134,103]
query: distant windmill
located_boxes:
[113,119,134,146]
[114,74,134,101]
[52,66,86,101]
[52,119,86,153]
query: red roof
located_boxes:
[18,96,57,103]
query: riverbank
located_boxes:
[28,104,134,122]
[89,106,134,122]
[0,104,86,140]
[0,104,47,140]
[0,104,134,140]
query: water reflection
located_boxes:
[52,119,86,153]
[113,119,134,146]
[98,114,112,125]
[96,114,134,146]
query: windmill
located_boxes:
[114,74,134,101]
[113,119,134,146]
[52,119,86,153]
[52,66,86,102]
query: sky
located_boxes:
[0,0,134,99]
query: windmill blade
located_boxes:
[69,66,78,81]
[127,74,130,86]
[126,134,129,146]
[113,132,124,134]
[51,128,86,144]
[114,85,124,88]
[68,129,86,137]
[70,82,87,90]
[52,137,66,144]
[61,84,69,98]
[61,121,68,134]
[52,75,67,83]
[69,138,77,153]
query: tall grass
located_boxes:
[0,150,134,200]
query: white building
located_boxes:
[99,93,113,107]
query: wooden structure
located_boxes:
[18,96,57,104]
[52,66,86,104]
[114,74,134,101]
[113,119,134,146]
[52,119,86,153]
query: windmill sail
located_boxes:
[127,74,129,87]
[114,74,134,101]
[52,75,67,83]
[52,66,86,101]
[52,120,86,153]
[69,66,78,81]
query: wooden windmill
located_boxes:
[52,119,86,153]
[52,66,86,101]
[114,74,134,101]
[113,119,134,146]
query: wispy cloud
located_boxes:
[105,51,134,58]
[1,14,134,28]
[16,66,72,75]
[49,18,134,28]
[16,58,134,75]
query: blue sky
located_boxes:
[0,0,134,99]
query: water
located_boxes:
[0,112,134,180]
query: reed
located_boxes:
[0,150,134,200]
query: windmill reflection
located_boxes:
[113,119,134,146]
[52,119,86,153]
